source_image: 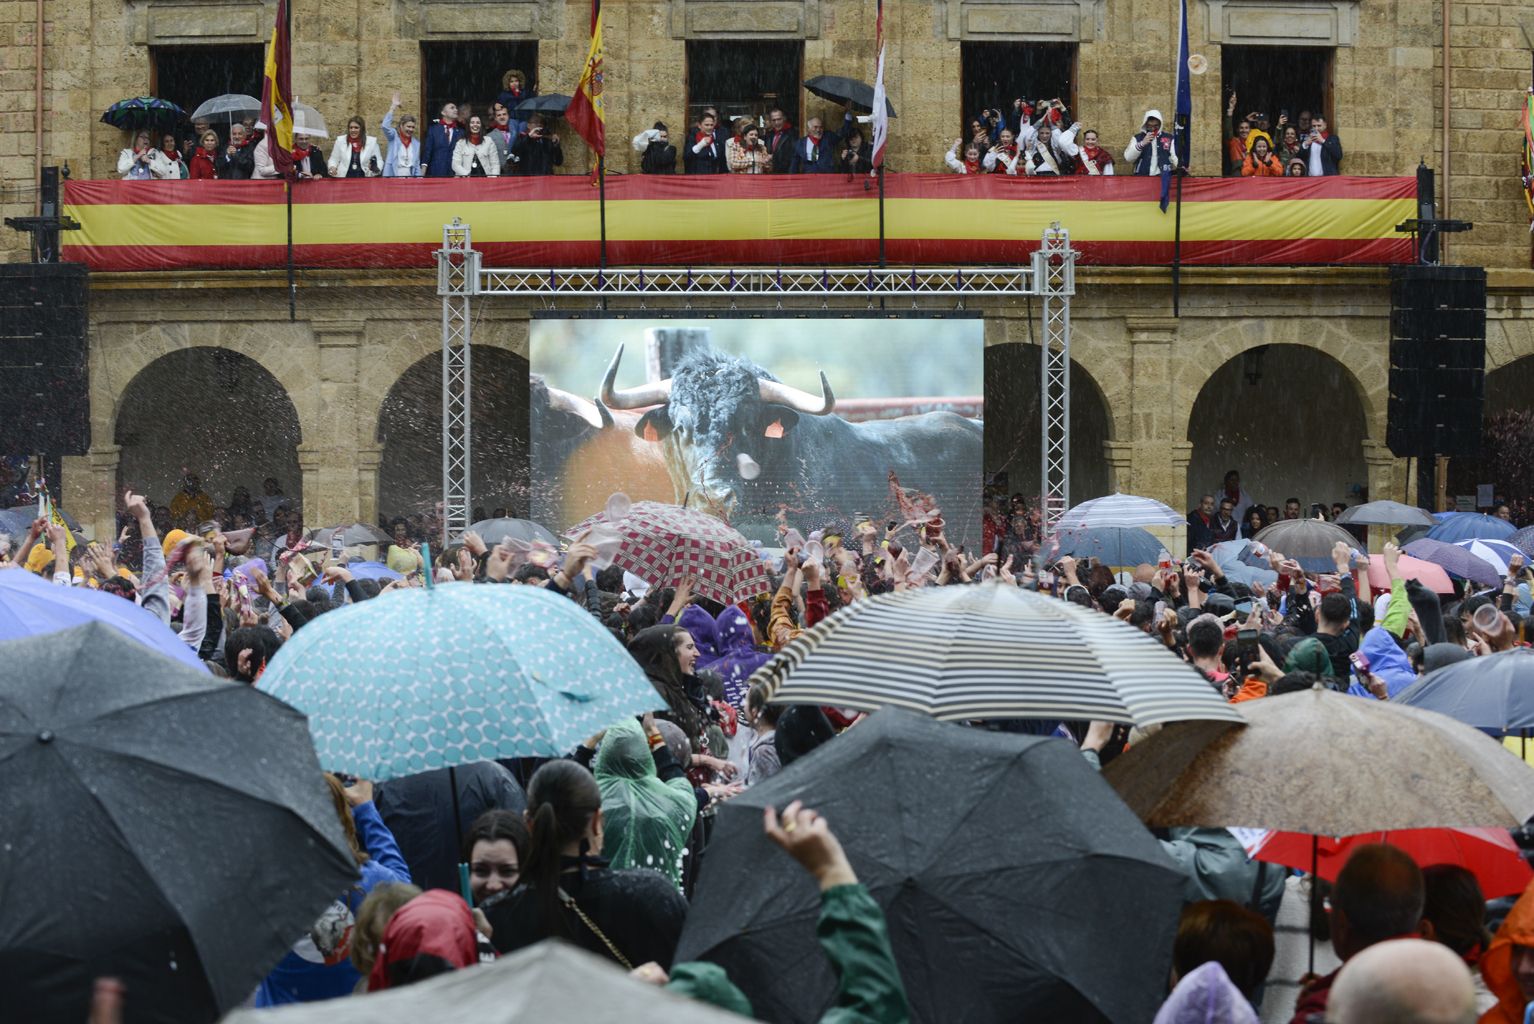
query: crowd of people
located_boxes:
[5,453,1534,1024]
[110,68,1344,182]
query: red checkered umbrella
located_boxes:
[566,501,772,606]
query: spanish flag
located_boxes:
[566,0,605,157]
[259,0,294,177]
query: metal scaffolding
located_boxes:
[435,222,1077,544]
[1032,224,1077,535]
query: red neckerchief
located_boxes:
[440,118,456,131]
[468,132,481,145]
[1078,145,1112,173]
[133,143,148,154]
[963,157,980,173]
[349,138,362,152]
[292,145,310,162]
[162,146,181,162]
[771,123,793,149]
[695,130,712,147]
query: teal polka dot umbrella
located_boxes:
[258,582,663,780]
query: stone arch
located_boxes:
[1185,344,1369,513]
[113,347,303,521]
[355,317,528,436]
[375,345,531,522]
[983,342,1116,502]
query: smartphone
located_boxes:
[1350,652,1371,675]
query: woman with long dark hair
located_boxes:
[482,758,688,968]
[1240,505,1268,540]
[628,624,710,749]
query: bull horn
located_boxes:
[545,386,605,429]
[593,397,615,429]
[600,343,672,410]
[759,372,835,415]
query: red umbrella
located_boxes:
[566,501,772,606]
[1251,827,1533,898]
[1367,553,1455,595]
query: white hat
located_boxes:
[1143,110,1164,125]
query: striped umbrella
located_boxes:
[1510,526,1534,559]
[1404,538,1501,587]
[1426,512,1518,544]
[1055,492,1183,530]
[565,501,771,607]
[1456,538,1524,577]
[756,582,1242,727]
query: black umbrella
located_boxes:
[0,621,358,1024]
[101,96,186,131]
[1395,649,1534,732]
[375,760,526,894]
[512,93,571,116]
[675,709,1183,1024]
[803,75,896,118]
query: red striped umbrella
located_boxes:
[566,501,771,606]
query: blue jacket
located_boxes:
[380,110,422,177]
[421,120,463,178]
[1346,627,1417,699]
[255,801,412,1005]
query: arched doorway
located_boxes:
[984,343,1114,504]
[1186,345,1367,514]
[114,347,302,524]
[377,347,530,523]
[1443,355,1534,520]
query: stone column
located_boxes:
[356,446,385,529]
[299,320,369,527]
[1123,316,1182,504]
[1102,440,1133,497]
[1362,440,1405,551]
[60,444,122,543]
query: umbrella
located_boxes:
[221,940,748,1023]
[757,581,1243,728]
[676,709,1185,1024]
[1250,828,1533,899]
[565,501,771,607]
[0,564,207,671]
[1366,552,1455,594]
[1509,525,1534,559]
[308,522,392,547]
[1456,538,1524,577]
[375,760,525,894]
[1208,540,1278,587]
[1427,512,1519,544]
[1251,519,1360,573]
[292,102,328,138]
[101,96,185,131]
[189,93,261,123]
[1054,491,1182,530]
[1394,649,1534,732]
[258,581,663,779]
[1104,687,1534,833]
[803,75,897,118]
[0,621,357,1023]
[512,93,571,116]
[469,517,559,548]
[1404,538,1501,587]
[1334,500,1438,527]
[0,502,82,536]
[1043,525,1168,566]
[346,560,403,582]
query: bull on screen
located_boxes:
[529,317,984,548]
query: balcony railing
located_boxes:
[60,174,1416,272]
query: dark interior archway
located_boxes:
[1186,344,1367,512]
[115,347,301,519]
[983,343,1113,504]
[377,347,530,523]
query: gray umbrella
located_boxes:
[309,522,392,547]
[0,621,358,1023]
[469,517,559,548]
[189,93,262,124]
[1251,519,1360,573]
[1334,500,1438,527]
[220,941,747,1023]
[1394,649,1534,732]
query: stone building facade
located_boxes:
[2,0,1533,544]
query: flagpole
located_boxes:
[877,165,886,268]
[1173,132,1184,318]
[283,0,295,321]
[597,155,607,268]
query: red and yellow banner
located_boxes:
[61,174,1416,272]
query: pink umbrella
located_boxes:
[566,501,772,606]
[1367,553,1454,594]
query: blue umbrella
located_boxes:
[1395,649,1534,732]
[1403,538,1501,588]
[100,96,186,131]
[258,581,664,779]
[1426,513,1518,544]
[1045,526,1168,567]
[346,560,403,582]
[0,567,207,671]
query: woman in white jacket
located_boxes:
[451,115,500,177]
[944,139,984,174]
[327,116,382,177]
[117,131,175,180]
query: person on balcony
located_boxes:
[765,106,797,173]
[188,129,219,180]
[157,133,188,179]
[214,123,256,180]
[1124,110,1178,176]
[511,115,562,176]
[1303,117,1343,176]
[381,94,422,178]
[495,68,534,135]
[421,102,463,178]
[1021,125,1068,177]
[684,112,726,174]
[982,128,1022,175]
[1224,93,1250,177]
[1067,128,1114,175]
[788,112,852,174]
[488,104,518,175]
[1241,136,1284,177]
[1274,125,1304,169]
[118,130,173,180]
[451,116,499,178]
[839,125,872,176]
[726,120,772,174]
[1285,157,1307,177]
[328,116,382,178]
[944,139,983,174]
[633,123,677,174]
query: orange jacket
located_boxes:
[1230,676,1268,703]
[1481,877,1534,1022]
[1242,152,1284,177]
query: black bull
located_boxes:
[599,345,983,545]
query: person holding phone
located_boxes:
[511,114,563,176]
[1302,115,1343,176]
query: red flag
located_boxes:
[259,0,294,177]
[566,0,606,158]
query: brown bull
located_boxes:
[530,380,673,531]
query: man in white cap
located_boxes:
[1125,109,1178,176]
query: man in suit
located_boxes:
[788,112,853,174]
[766,106,798,174]
[683,112,726,174]
[488,102,518,173]
[214,122,256,179]
[421,101,463,178]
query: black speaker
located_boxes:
[0,263,90,456]
[1385,265,1486,459]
